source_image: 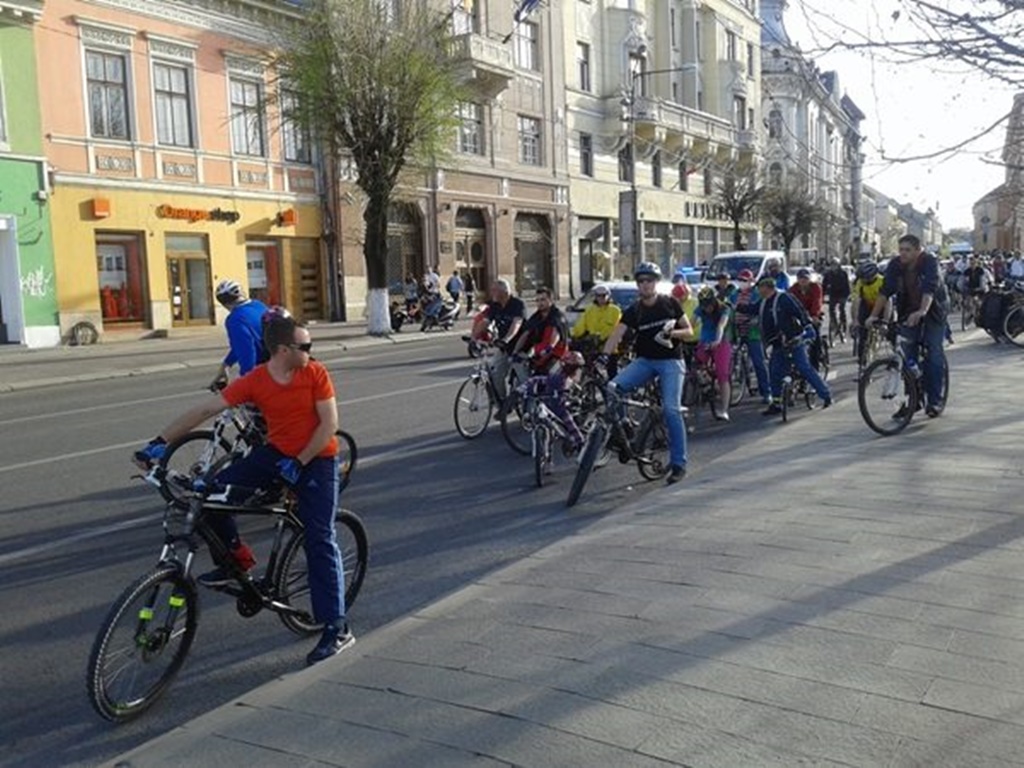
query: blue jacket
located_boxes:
[223,299,269,374]
[757,290,809,346]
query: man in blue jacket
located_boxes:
[751,275,831,416]
[867,234,949,417]
[210,279,269,388]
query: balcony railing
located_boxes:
[451,32,514,98]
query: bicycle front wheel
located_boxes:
[858,357,917,436]
[336,430,357,494]
[780,382,791,422]
[453,376,493,439]
[275,510,369,636]
[567,423,606,508]
[1004,304,1024,348]
[499,387,533,456]
[159,431,232,510]
[729,354,746,407]
[961,297,972,331]
[86,565,198,722]
[533,425,549,488]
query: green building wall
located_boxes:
[0,16,59,345]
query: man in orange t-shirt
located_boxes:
[134,311,351,666]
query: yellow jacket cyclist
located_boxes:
[571,285,622,342]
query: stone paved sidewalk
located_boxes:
[109,336,1024,767]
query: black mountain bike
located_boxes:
[86,467,368,722]
[566,375,670,508]
[858,321,949,436]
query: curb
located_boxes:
[0,329,465,393]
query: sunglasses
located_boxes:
[287,342,313,353]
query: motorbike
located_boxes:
[420,293,461,332]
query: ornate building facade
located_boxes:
[973,92,1024,254]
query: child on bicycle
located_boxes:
[521,351,586,451]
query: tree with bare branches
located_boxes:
[278,0,463,334]
[714,168,764,250]
[760,181,825,258]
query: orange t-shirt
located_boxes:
[222,361,338,458]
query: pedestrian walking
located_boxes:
[446,270,464,305]
[463,270,476,312]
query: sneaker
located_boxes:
[762,404,782,416]
[926,403,944,418]
[715,411,730,422]
[821,397,833,409]
[197,566,235,588]
[666,465,687,485]
[307,624,356,666]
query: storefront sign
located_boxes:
[156,205,241,224]
[275,209,298,227]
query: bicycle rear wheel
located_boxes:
[729,353,746,407]
[336,430,357,494]
[499,386,533,456]
[1003,304,1024,348]
[780,381,791,423]
[567,423,606,508]
[858,357,916,436]
[636,414,670,481]
[961,297,972,331]
[533,425,549,488]
[159,431,231,509]
[453,375,493,439]
[275,509,369,636]
[86,565,198,722]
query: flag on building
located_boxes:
[513,0,542,23]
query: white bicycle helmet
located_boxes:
[215,279,244,304]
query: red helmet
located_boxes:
[737,269,755,282]
[672,282,690,300]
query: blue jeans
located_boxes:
[211,446,346,625]
[611,357,687,469]
[768,341,830,401]
[899,321,947,408]
[742,337,770,399]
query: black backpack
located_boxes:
[978,291,1010,332]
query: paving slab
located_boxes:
[107,334,1024,768]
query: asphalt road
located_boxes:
[0,333,856,767]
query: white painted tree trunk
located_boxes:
[366,287,391,335]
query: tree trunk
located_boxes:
[363,192,391,335]
[732,223,743,250]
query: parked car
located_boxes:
[564,280,673,329]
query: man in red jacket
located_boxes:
[789,268,825,370]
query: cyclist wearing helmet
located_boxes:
[670,276,701,341]
[570,284,621,346]
[212,279,269,388]
[850,261,887,371]
[693,286,733,421]
[789,268,825,370]
[600,262,693,484]
[734,269,770,402]
[523,350,587,451]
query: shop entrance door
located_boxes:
[167,256,212,325]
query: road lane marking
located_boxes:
[0,431,461,566]
[0,379,462,474]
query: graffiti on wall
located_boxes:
[21,266,54,298]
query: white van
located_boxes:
[707,250,787,282]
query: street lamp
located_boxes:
[619,63,691,265]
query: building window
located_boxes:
[517,115,541,165]
[629,53,647,97]
[670,7,677,48]
[696,21,702,60]
[86,50,130,139]
[246,239,283,306]
[768,108,783,139]
[281,90,312,163]
[618,143,633,183]
[514,21,539,71]
[576,42,591,91]
[229,77,265,157]
[726,31,738,61]
[704,167,714,194]
[769,162,783,186]
[734,96,747,129]
[153,62,192,148]
[679,162,689,192]
[697,90,704,112]
[0,58,7,145]
[672,81,679,103]
[747,42,755,77]
[579,132,593,177]
[457,101,484,156]
[652,151,662,188]
[96,232,147,323]
[748,107,756,132]
[451,0,477,34]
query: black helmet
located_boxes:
[633,261,662,280]
[696,286,716,303]
[856,262,879,281]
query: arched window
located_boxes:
[768,109,783,139]
[769,163,783,187]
